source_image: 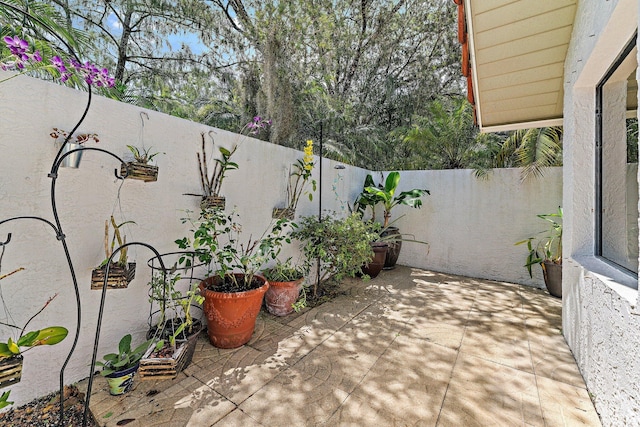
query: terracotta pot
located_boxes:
[199,274,268,348]
[361,242,388,279]
[380,226,402,269]
[541,260,562,298]
[264,278,303,316]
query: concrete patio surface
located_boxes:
[85,266,601,426]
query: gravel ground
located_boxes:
[0,385,98,427]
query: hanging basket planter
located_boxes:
[139,324,201,380]
[120,162,159,182]
[201,196,225,211]
[0,355,23,389]
[272,207,295,221]
[90,262,136,290]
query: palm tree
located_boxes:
[476,126,563,181]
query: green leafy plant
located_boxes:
[148,269,204,338]
[0,287,68,359]
[364,171,430,228]
[176,209,294,292]
[291,212,380,296]
[96,334,152,376]
[0,390,13,409]
[262,258,308,283]
[126,145,161,164]
[515,207,563,277]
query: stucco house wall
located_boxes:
[562,0,640,425]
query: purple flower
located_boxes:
[1,38,116,88]
[4,36,28,56]
[51,56,66,71]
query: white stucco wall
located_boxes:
[0,72,561,407]
[563,0,640,425]
[388,168,562,287]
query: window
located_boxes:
[596,33,639,275]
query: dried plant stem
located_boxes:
[0,267,24,281]
[20,293,59,337]
[103,220,110,259]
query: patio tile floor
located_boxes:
[84,266,601,426]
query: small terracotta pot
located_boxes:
[264,278,303,316]
[199,274,269,349]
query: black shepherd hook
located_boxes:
[0,233,11,247]
[82,241,167,426]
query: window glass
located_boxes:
[597,39,638,274]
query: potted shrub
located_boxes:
[120,145,161,182]
[516,207,563,298]
[362,172,430,269]
[176,208,291,348]
[273,139,316,220]
[291,212,381,298]
[91,216,136,289]
[49,127,99,168]
[96,334,152,395]
[262,258,309,316]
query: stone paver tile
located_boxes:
[286,303,353,334]
[247,322,298,353]
[211,408,265,426]
[189,335,243,366]
[337,313,407,352]
[324,378,448,427]
[536,376,601,426]
[397,319,466,350]
[438,353,544,427]
[521,292,562,319]
[92,376,235,427]
[465,316,528,338]
[188,346,289,405]
[238,367,349,427]
[88,372,190,418]
[327,340,454,426]
[460,323,533,373]
[381,337,458,383]
[292,340,381,393]
[528,336,586,389]
[265,322,337,365]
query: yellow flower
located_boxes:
[303,140,314,169]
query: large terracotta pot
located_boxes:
[541,260,562,298]
[361,242,389,278]
[264,278,303,316]
[199,274,269,349]
[380,226,402,269]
